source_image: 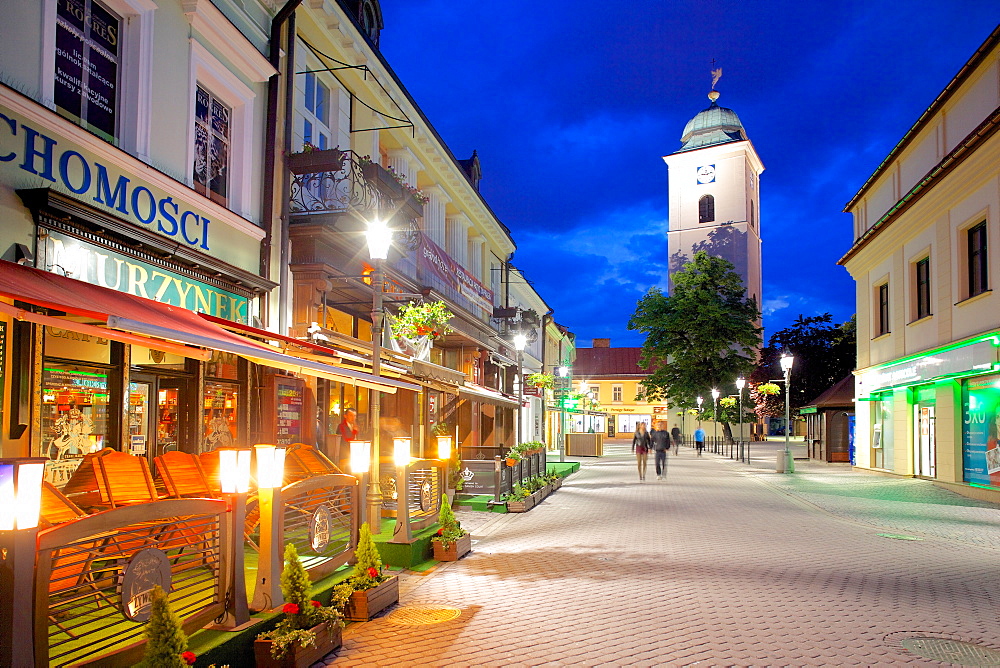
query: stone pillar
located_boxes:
[446,212,469,265]
[423,185,450,248]
[387,147,424,189]
[468,234,485,284]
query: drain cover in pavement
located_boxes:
[876,533,922,541]
[382,605,462,626]
[899,637,1000,665]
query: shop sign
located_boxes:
[961,373,1000,488]
[39,230,248,322]
[310,505,332,553]
[119,548,172,622]
[0,102,232,252]
[858,339,997,398]
[416,233,493,312]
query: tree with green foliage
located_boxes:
[434,493,465,548]
[348,522,385,590]
[752,313,856,416]
[628,251,762,422]
[140,586,192,668]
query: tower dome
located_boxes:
[677,94,747,153]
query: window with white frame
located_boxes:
[301,71,331,150]
[188,40,256,219]
[612,384,623,402]
[589,386,600,402]
[193,85,231,206]
[875,282,890,337]
[968,221,988,298]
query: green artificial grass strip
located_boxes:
[547,461,580,475]
[409,558,440,572]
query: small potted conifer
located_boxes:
[431,493,471,561]
[342,522,399,621]
[254,543,348,668]
[138,586,197,668]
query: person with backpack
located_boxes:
[650,421,672,480]
[694,425,706,456]
[632,422,651,481]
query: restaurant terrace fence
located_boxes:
[36,498,227,667]
[380,458,447,534]
[279,473,359,579]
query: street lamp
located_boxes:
[513,333,527,448]
[217,448,252,627]
[735,377,746,462]
[365,217,392,534]
[0,457,46,668]
[779,352,795,473]
[556,365,569,462]
[390,437,413,543]
[711,388,720,453]
[436,435,452,461]
[251,444,286,611]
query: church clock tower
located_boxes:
[663,76,763,312]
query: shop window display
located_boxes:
[204,381,238,450]
[41,363,110,483]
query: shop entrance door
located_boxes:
[128,373,192,464]
[915,404,936,477]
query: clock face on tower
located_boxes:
[697,164,716,184]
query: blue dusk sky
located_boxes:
[377,3,1000,348]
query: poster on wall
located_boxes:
[962,374,1000,488]
[267,376,305,446]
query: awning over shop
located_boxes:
[459,382,520,407]
[0,260,418,393]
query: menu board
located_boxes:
[268,376,305,446]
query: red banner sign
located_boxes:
[417,233,493,311]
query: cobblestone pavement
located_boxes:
[320,440,1000,667]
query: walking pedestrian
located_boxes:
[651,421,672,479]
[632,422,651,481]
[694,425,706,456]
[671,424,683,454]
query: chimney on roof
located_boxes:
[593,338,610,348]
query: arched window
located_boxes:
[699,194,715,223]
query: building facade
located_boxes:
[663,84,763,309]
[574,339,667,437]
[840,26,1000,503]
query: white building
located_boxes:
[663,86,763,308]
[840,25,1000,503]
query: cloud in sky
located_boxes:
[379,1,1000,349]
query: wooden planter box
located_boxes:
[506,496,534,513]
[552,477,562,490]
[254,622,342,668]
[399,192,424,219]
[362,162,404,198]
[287,148,344,174]
[432,533,472,561]
[345,575,399,621]
[530,489,546,505]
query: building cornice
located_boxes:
[844,25,1000,211]
[838,104,1000,266]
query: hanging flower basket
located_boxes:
[390,301,455,340]
[719,396,737,408]
[757,383,781,395]
[526,373,554,389]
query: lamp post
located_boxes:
[0,457,45,668]
[711,389,720,454]
[735,377,746,462]
[556,365,568,462]
[251,444,286,611]
[513,333,527,449]
[365,217,392,534]
[217,448,251,628]
[779,353,795,473]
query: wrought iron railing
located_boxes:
[289,149,380,215]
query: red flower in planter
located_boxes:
[436,528,443,536]
[282,603,300,614]
[367,567,379,578]
[311,600,322,608]
[181,651,197,665]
